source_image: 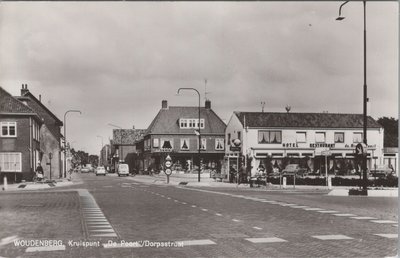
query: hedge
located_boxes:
[264,176,398,187]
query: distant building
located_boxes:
[0,86,43,182]
[225,111,384,180]
[139,100,226,174]
[110,128,146,173]
[17,84,63,179]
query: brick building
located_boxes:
[0,86,43,182]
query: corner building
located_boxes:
[225,112,384,178]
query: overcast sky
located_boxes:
[0,1,398,155]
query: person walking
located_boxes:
[36,163,44,181]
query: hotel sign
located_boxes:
[310,143,335,148]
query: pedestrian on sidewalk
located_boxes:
[35,163,44,181]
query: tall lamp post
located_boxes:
[177,88,201,182]
[64,110,81,178]
[336,0,368,191]
[97,135,104,166]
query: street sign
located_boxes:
[230,146,241,151]
[165,155,172,168]
[165,168,172,176]
[321,150,331,156]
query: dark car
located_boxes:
[281,164,307,176]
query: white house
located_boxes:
[224,111,384,179]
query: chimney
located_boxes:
[39,94,41,102]
[205,100,211,109]
[21,84,29,96]
[162,100,168,109]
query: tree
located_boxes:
[377,117,398,147]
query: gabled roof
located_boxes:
[0,87,42,121]
[234,112,382,129]
[18,91,63,125]
[113,129,146,145]
[146,106,226,135]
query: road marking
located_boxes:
[333,214,357,217]
[215,213,223,216]
[174,200,179,203]
[201,209,208,212]
[290,206,309,209]
[88,225,113,228]
[370,220,398,224]
[232,219,240,222]
[312,235,353,240]
[180,239,216,246]
[182,202,187,204]
[252,227,263,230]
[392,225,398,227]
[26,245,66,252]
[91,233,118,237]
[374,234,398,239]
[350,217,377,220]
[245,237,287,243]
[91,229,116,233]
[304,208,324,211]
[317,210,338,213]
[103,186,113,188]
[86,219,108,222]
[279,203,297,206]
[191,205,197,208]
[86,221,111,225]
[167,197,171,200]
[0,235,19,247]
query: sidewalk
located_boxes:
[128,173,398,196]
[0,173,83,192]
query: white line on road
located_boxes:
[182,202,187,204]
[245,237,287,243]
[317,210,338,213]
[91,233,118,237]
[333,214,357,217]
[191,205,197,208]
[232,219,240,222]
[304,208,324,211]
[312,235,353,240]
[290,206,309,209]
[215,213,223,216]
[90,229,116,233]
[88,225,113,228]
[180,239,216,246]
[370,220,398,224]
[252,227,263,230]
[350,217,377,220]
[374,234,398,239]
[201,209,208,212]
[0,235,19,247]
[25,245,66,252]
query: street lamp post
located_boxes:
[97,135,104,166]
[64,110,81,178]
[177,88,201,182]
[336,0,368,191]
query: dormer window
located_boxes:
[179,119,205,129]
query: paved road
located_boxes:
[0,173,397,257]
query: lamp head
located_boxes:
[336,16,345,21]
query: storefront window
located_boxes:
[160,139,173,150]
[153,138,159,148]
[334,132,344,143]
[198,138,206,150]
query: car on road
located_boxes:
[369,165,394,178]
[81,167,90,173]
[95,166,107,176]
[281,164,307,176]
[117,163,129,177]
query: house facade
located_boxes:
[0,86,43,182]
[17,84,63,179]
[140,100,226,173]
[110,128,146,173]
[225,111,384,179]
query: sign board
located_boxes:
[321,150,331,156]
[165,155,172,168]
[230,146,241,152]
[165,168,172,176]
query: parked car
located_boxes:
[281,164,307,176]
[95,166,107,176]
[117,163,129,177]
[81,167,90,173]
[369,165,393,178]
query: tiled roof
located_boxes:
[234,112,382,129]
[146,106,226,135]
[19,92,63,124]
[113,129,146,145]
[0,87,39,117]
